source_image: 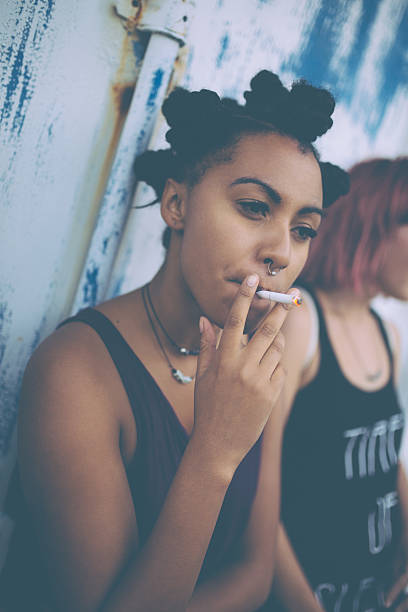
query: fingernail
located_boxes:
[247,274,258,287]
[287,287,300,297]
[199,317,205,334]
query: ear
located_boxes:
[160,178,188,231]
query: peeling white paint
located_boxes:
[0,0,147,491]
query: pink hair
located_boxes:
[301,157,408,295]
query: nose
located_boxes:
[258,224,291,273]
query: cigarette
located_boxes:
[256,290,303,306]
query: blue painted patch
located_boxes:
[132,38,146,65]
[102,237,109,254]
[147,68,164,108]
[29,311,48,355]
[0,0,55,138]
[112,276,125,299]
[136,127,147,149]
[12,62,32,136]
[374,4,408,132]
[83,264,99,306]
[281,0,408,136]
[283,0,341,93]
[216,33,229,68]
[343,0,379,102]
[0,302,12,367]
[0,382,19,457]
[45,0,54,22]
[0,7,33,126]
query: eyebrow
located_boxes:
[230,177,325,218]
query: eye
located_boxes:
[238,200,269,218]
[292,226,318,242]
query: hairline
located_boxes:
[183,126,318,190]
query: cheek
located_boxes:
[377,240,408,297]
[289,243,311,281]
[179,210,230,291]
[182,204,248,268]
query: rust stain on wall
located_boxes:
[86,31,142,234]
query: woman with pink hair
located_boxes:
[271,158,408,611]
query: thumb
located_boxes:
[196,316,217,378]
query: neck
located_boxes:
[147,266,203,354]
[318,286,375,318]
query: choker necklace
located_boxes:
[142,285,196,384]
[145,284,200,356]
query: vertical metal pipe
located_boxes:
[72,0,195,311]
[71,33,179,311]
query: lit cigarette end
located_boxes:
[292,295,303,307]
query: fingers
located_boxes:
[218,274,259,353]
[259,330,285,379]
[196,316,217,379]
[247,287,300,363]
[247,302,289,363]
[385,570,408,608]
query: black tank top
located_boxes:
[0,307,262,610]
[278,288,404,611]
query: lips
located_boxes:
[229,279,285,293]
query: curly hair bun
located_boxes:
[133,149,176,198]
[162,88,222,129]
[243,70,336,143]
[163,87,228,156]
[244,70,289,114]
[320,162,350,207]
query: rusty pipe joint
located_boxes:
[115,0,195,45]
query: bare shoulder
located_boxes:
[21,290,141,420]
[21,316,118,423]
[281,292,314,371]
[280,292,317,420]
[383,318,402,382]
[18,307,135,498]
[17,308,141,609]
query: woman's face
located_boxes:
[377,222,408,300]
[177,132,323,332]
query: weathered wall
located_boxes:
[0,0,145,495]
[1,0,408,560]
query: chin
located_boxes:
[392,289,408,302]
[381,284,408,302]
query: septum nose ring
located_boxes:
[266,260,279,276]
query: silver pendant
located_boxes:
[179,346,200,356]
[366,370,382,382]
[171,368,194,384]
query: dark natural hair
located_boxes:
[300,157,408,295]
[133,70,349,247]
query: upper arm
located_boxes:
[280,298,316,422]
[18,327,139,611]
[386,320,402,384]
